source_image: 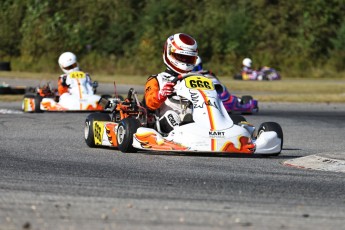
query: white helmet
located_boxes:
[163,33,198,74]
[58,52,80,74]
[242,58,252,68]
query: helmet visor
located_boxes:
[172,53,197,65]
[63,63,78,70]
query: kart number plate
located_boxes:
[93,121,105,145]
[185,76,214,90]
[70,71,86,79]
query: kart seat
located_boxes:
[180,113,194,126]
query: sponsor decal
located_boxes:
[69,71,86,79]
[168,114,178,126]
[93,121,104,145]
[105,123,118,146]
[209,131,225,138]
[185,76,214,90]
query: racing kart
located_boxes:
[22,80,108,113]
[203,71,258,114]
[84,73,283,156]
[234,66,281,81]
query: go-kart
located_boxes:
[234,66,281,81]
[84,73,283,156]
[202,71,258,114]
[22,79,107,113]
[0,82,26,95]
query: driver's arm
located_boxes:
[144,76,163,110]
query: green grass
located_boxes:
[1,71,344,103]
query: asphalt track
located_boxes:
[1,85,345,229]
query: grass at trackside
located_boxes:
[0,71,344,103]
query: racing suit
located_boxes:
[145,68,192,133]
[241,66,258,80]
[57,71,94,96]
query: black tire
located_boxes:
[116,95,124,101]
[257,122,283,156]
[22,94,42,113]
[116,117,141,153]
[241,95,253,104]
[84,113,111,147]
[101,94,112,99]
[0,62,11,71]
[34,95,43,113]
[10,87,26,94]
[229,115,247,124]
[233,73,243,80]
[0,87,11,94]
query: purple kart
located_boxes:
[209,74,259,114]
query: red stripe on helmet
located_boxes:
[179,33,196,45]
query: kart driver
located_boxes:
[241,57,258,80]
[57,52,95,97]
[192,55,217,77]
[144,33,198,134]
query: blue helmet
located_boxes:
[192,56,203,72]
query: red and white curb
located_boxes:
[283,155,345,173]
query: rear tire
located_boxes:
[241,95,253,104]
[257,122,283,156]
[84,113,111,147]
[229,115,247,124]
[116,117,141,153]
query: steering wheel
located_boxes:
[167,73,205,98]
[170,73,204,84]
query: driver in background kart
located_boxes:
[241,57,258,80]
[57,52,95,97]
[144,33,198,134]
[192,56,217,77]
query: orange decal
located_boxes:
[105,123,118,147]
[77,79,82,110]
[198,89,215,130]
[211,139,216,151]
[30,99,35,111]
[135,132,188,151]
[86,104,103,111]
[220,136,255,154]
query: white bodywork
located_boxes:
[132,74,282,154]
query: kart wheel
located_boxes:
[101,94,112,99]
[233,73,242,80]
[257,122,283,156]
[84,113,111,147]
[34,95,43,113]
[229,115,247,125]
[116,117,141,153]
[241,95,253,104]
[22,94,42,113]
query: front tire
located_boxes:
[22,94,42,113]
[84,113,111,147]
[116,117,141,153]
[257,122,283,156]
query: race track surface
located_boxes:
[0,101,345,230]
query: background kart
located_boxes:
[84,74,283,156]
[205,72,259,114]
[234,66,281,81]
[22,82,114,113]
[0,82,26,95]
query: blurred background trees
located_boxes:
[0,0,344,77]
